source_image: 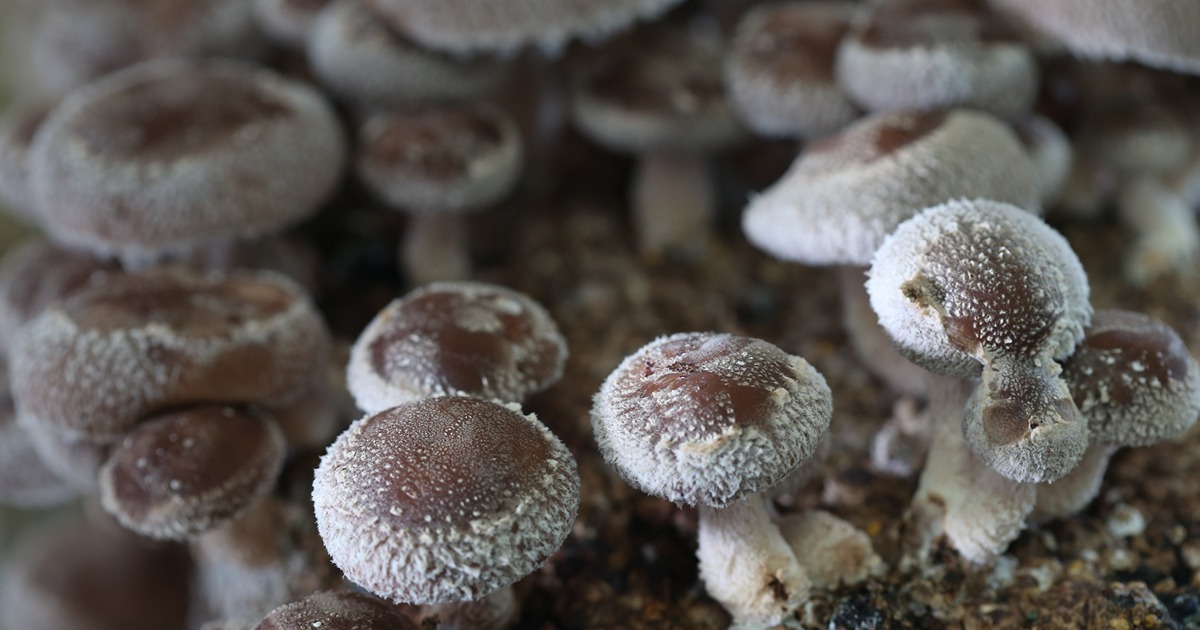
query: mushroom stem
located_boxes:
[1115,175,1200,285]
[1029,444,1117,523]
[401,213,470,285]
[420,585,517,630]
[697,494,809,629]
[904,373,1035,567]
[632,152,714,261]
[838,265,926,396]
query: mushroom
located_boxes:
[346,281,567,413]
[98,405,287,540]
[257,590,419,629]
[723,1,860,139]
[313,396,579,629]
[835,0,1038,119]
[990,0,1200,74]
[28,0,263,93]
[355,104,523,284]
[29,58,346,268]
[742,108,1039,394]
[571,27,745,260]
[10,267,330,440]
[361,0,687,55]
[1033,310,1200,521]
[307,0,510,110]
[591,332,832,627]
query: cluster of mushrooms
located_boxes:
[0,0,1198,628]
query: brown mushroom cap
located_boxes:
[257,590,419,630]
[313,396,580,604]
[347,281,567,412]
[0,520,191,630]
[11,267,330,439]
[724,1,860,138]
[835,0,1038,118]
[1063,310,1200,447]
[356,105,524,214]
[362,0,686,55]
[29,0,262,93]
[866,198,1090,376]
[99,405,287,540]
[591,332,832,507]
[29,58,346,263]
[743,109,1039,266]
[308,0,510,109]
[0,99,55,224]
[572,29,745,154]
[991,0,1200,75]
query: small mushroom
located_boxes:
[592,332,831,627]
[11,267,330,439]
[571,28,745,260]
[835,0,1038,118]
[867,199,1092,483]
[724,1,860,139]
[361,0,687,55]
[98,405,287,540]
[355,104,523,284]
[257,590,418,629]
[29,58,346,267]
[313,397,579,623]
[308,0,510,110]
[1033,310,1200,520]
[346,281,567,413]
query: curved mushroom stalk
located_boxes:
[697,496,809,629]
[904,374,1035,568]
[964,357,1087,484]
[1115,176,1200,285]
[632,152,715,261]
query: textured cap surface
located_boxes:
[591,332,832,507]
[257,590,418,630]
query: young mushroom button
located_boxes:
[867,199,1093,483]
[312,396,580,605]
[347,281,567,413]
[591,332,832,628]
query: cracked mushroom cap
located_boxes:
[1063,310,1200,447]
[29,58,346,263]
[743,109,1039,266]
[99,405,287,540]
[572,29,745,155]
[11,267,330,439]
[991,0,1200,75]
[308,1,510,109]
[257,590,418,630]
[724,1,860,138]
[313,396,580,604]
[866,198,1091,376]
[362,0,686,55]
[347,281,567,413]
[591,332,832,507]
[356,105,523,214]
[835,0,1038,118]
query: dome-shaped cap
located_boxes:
[347,281,567,412]
[99,405,286,540]
[743,109,1039,266]
[313,396,580,604]
[866,198,1091,376]
[572,29,745,154]
[257,590,418,630]
[835,0,1038,118]
[356,105,523,214]
[308,1,510,109]
[362,0,687,55]
[724,1,859,138]
[1063,310,1200,447]
[30,59,346,263]
[591,332,831,507]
